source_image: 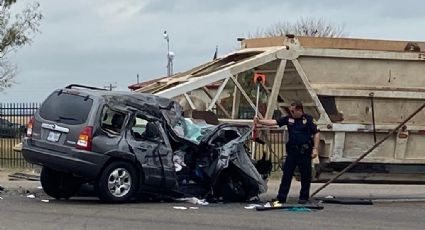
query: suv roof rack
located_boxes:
[65,84,107,91]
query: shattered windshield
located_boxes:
[172,118,215,144]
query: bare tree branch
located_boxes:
[250,17,347,38]
[0,1,42,91]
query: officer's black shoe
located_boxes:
[298,199,309,204]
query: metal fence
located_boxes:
[0,103,39,168]
[246,128,287,171]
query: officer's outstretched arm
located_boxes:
[254,117,278,126]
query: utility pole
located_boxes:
[104,82,117,91]
[163,30,175,77]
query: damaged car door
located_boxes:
[126,114,176,189]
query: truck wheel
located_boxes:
[40,167,81,200]
[96,161,138,203]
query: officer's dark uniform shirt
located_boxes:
[275,114,318,146]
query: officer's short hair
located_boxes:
[290,100,303,110]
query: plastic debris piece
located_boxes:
[173,206,188,210]
[325,195,335,199]
[176,197,209,206]
[26,194,35,199]
[37,186,43,189]
[272,201,283,207]
[41,199,50,203]
[285,207,311,212]
[189,207,199,210]
[0,196,3,200]
[263,202,271,208]
[244,204,262,209]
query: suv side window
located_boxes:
[100,107,126,135]
[130,116,148,140]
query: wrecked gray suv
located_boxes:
[22,85,266,203]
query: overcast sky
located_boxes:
[1,0,424,102]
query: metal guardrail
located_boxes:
[0,103,39,168]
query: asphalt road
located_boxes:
[1,181,425,230]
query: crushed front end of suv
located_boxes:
[22,85,267,203]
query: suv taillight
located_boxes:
[26,116,34,137]
[76,126,93,151]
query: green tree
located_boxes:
[0,0,42,91]
[251,17,347,38]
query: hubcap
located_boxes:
[107,168,132,198]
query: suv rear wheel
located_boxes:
[40,167,81,199]
[96,161,138,203]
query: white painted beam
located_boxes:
[292,59,331,123]
[230,75,264,119]
[207,77,230,111]
[155,48,285,98]
[265,60,287,118]
[183,93,196,110]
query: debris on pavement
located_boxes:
[173,206,200,210]
[41,199,50,203]
[8,172,40,181]
[176,197,209,206]
[26,194,35,199]
[284,207,312,212]
[244,204,262,209]
[318,197,373,205]
[256,204,324,211]
[0,196,3,200]
[248,200,324,211]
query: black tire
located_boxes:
[214,167,250,202]
[96,161,138,203]
[40,167,81,200]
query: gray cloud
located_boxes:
[2,0,424,103]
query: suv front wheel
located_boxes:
[96,161,138,203]
[40,167,82,200]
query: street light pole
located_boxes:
[163,30,171,77]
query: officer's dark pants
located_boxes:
[277,149,312,202]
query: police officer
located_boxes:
[254,100,319,204]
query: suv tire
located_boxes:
[96,161,138,203]
[214,167,249,202]
[40,167,81,199]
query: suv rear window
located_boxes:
[39,92,93,125]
